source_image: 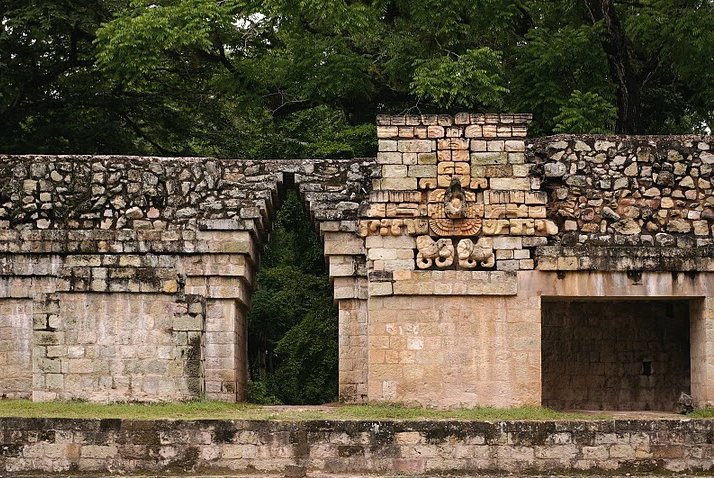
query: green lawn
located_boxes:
[688,408,714,418]
[0,400,607,421]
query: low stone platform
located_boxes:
[4,475,710,478]
[1,417,713,476]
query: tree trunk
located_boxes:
[584,0,642,133]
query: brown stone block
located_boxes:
[536,257,558,270]
[483,124,498,137]
[419,178,439,189]
[452,149,469,162]
[512,125,528,137]
[486,205,506,219]
[464,125,483,138]
[409,165,437,178]
[398,127,415,138]
[481,220,510,235]
[528,206,547,218]
[510,219,535,235]
[470,178,488,189]
[437,138,469,150]
[427,126,444,138]
[557,257,579,270]
[398,140,435,153]
[471,152,508,166]
[376,178,418,191]
[437,150,452,162]
[490,178,531,190]
[446,127,464,138]
[418,152,437,164]
[377,126,399,138]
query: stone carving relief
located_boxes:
[416,236,454,269]
[358,218,429,237]
[416,235,495,270]
[427,179,484,237]
[457,238,495,269]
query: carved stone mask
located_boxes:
[444,177,467,219]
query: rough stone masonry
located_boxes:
[1,113,713,410]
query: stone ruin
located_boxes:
[1,113,713,410]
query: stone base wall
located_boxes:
[1,417,713,475]
[542,300,691,411]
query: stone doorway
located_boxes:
[541,299,691,411]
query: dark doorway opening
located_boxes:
[542,299,690,411]
[247,185,338,405]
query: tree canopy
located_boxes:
[2,0,713,158]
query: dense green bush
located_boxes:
[247,190,338,404]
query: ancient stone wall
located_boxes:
[2,115,714,409]
[362,115,714,408]
[32,293,205,402]
[531,135,714,271]
[0,156,372,402]
[1,417,713,475]
[0,299,32,399]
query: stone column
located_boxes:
[180,239,256,402]
[338,299,368,402]
[690,298,714,406]
[204,298,245,402]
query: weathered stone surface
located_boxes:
[530,135,714,270]
[1,417,714,476]
[2,114,714,411]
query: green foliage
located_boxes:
[248,190,337,404]
[3,0,714,155]
[410,48,508,109]
[553,90,617,134]
[689,407,714,419]
[246,380,282,405]
[270,307,338,404]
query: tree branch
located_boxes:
[119,113,182,156]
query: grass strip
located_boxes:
[0,400,608,421]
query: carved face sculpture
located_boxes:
[444,177,467,219]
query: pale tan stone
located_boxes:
[383,165,408,178]
[398,140,434,153]
[376,152,402,164]
[427,126,444,138]
[464,125,483,138]
[377,178,418,191]
[489,178,531,190]
[377,126,399,138]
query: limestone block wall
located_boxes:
[0,156,372,403]
[362,115,714,408]
[0,299,33,399]
[32,293,204,402]
[2,417,714,475]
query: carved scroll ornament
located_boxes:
[456,238,495,269]
[416,236,454,269]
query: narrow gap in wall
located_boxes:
[245,176,338,405]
